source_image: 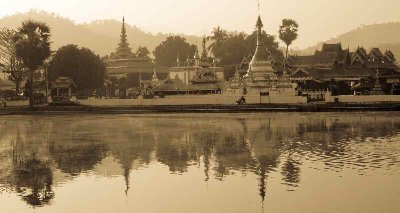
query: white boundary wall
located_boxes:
[79,94,307,106]
[326,94,400,103]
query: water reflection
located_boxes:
[0,113,399,209]
[12,128,54,207]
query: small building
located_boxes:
[51,77,77,98]
[153,75,186,96]
[0,78,15,99]
[0,78,15,92]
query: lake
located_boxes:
[0,112,399,213]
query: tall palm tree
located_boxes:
[206,26,228,58]
[13,20,51,109]
[0,28,26,96]
[279,19,299,59]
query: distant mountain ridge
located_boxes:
[0,9,203,56]
[299,22,400,60]
[1,10,400,62]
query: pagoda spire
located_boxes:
[256,15,264,46]
[116,16,133,58]
[201,36,207,58]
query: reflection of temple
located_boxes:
[2,114,400,207]
[103,17,169,97]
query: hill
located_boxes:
[299,22,400,58]
[0,9,202,56]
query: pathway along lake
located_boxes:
[0,112,399,213]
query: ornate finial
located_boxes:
[202,36,207,58]
[256,16,263,46]
[258,0,261,15]
[176,52,181,67]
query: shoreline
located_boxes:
[0,102,400,115]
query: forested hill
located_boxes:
[2,10,400,62]
[300,22,400,59]
[0,10,202,56]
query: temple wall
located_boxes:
[326,94,400,103]
[79,94,307,106]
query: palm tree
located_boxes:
[0,28,26,96]
[278,19,299,59]
[206,26,228,58]
[13,20,51,109]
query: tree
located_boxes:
[207,26,228,58]
[279,19,299,58]
[13,20,51,109]
[246,30,284,63]
[153,36,197,67]
[136,46,150,58]
[48,44,106,90]
[0,28,26,95]
[219,32,248,65]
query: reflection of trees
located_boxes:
[49,143,107,175]
[213,134,255,180]
[47,121,108,175]
[156,134,195,173]
[12,127,54,207]
[107,124,156,195]
[281,157,301,188]
[14,158,54,207]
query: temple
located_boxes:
[227,15,299,99]
[168,37,224,84]
[154,37,225,95]
[243,15,278,94]
[104,17,168,98]
[287,44,400,95]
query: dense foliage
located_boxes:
[0,28,25,95]
[219,30,284,66]
[153,36,197,67]
[279,19,299,58]
[136,46,150,58]
[13,20,51,108]
[48,44,106,90]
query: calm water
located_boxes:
[0,112,399,213]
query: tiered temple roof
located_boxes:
[287,43,400,83]
[287,44,397,70]
[104,17,169,89]
[110,17,135,59]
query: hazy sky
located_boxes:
[1,0,399,48]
